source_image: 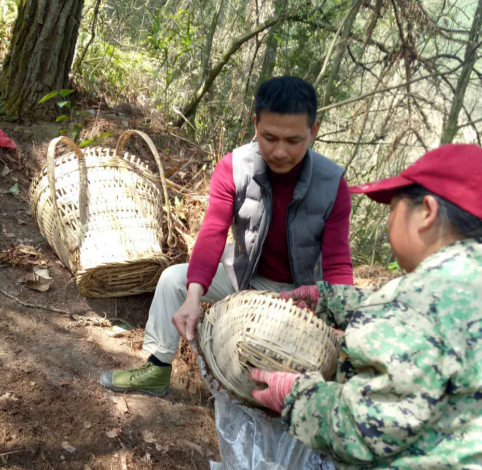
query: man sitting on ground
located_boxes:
[99,75,354,396]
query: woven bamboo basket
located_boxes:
[29,130,175,298]
[197,290,340,405]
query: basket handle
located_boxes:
[115,130,175,247]
[47,136,88,253]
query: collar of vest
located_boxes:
[252,148,270,190]
[251,147,314,198]
[293,150,313,201]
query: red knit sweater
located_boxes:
[187,153,353,293]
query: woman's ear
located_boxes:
[418,195,440,233]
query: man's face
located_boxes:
[254,111,320,174]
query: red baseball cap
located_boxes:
[349,144,482,219]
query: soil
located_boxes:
[0,116,218,470]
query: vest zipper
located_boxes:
[286,202,298,286]
[246,190,272,287]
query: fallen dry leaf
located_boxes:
[0,244,47,268]
[25,280,50,292]
[0,392,19,402]
[119,451,128,470]
[116,396,129,415]
[2,165,10,176]
[142,430,157,444]
[205,447,215,459]
[17,219,26,225]
[17,245,39,256]
[33,266,52,280]
[2,225,15,238]
[106,428,121,439]
[84,422,92,429]
[59,380,74,387]
[155,443,169,453]
[61,441,76,453]
[180,439,204,456]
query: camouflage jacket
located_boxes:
[282,238,482,469]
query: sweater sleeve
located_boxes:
[321,177,354,285]
[186,154,235,294]
[282,301,451,465]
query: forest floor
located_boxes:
[0,112,396,470]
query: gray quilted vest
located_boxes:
[221,142,344,290]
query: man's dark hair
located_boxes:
[255,76,318,127]
[395,184,482,239]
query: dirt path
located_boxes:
[0,130,219,469]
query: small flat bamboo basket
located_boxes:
[29,130,175,298]
[197,290,340,405]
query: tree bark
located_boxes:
[318,0,363,123]
[256,0,288,87]
[199,0,225,84]
[441,0,482,144]
[0,0,84,121]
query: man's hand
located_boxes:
[171,283,204,341]
[280,285,320,311]
[250,369,300,413]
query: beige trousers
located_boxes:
[143,263,295,363]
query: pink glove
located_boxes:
[250,369,300,413]
[280,285,320,311]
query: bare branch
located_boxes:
[317,40,482,114]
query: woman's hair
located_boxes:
[395,184,482,239]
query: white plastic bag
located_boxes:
[192,341,335,470]
[209,391,336,470]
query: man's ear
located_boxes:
[310,120,321,143]
[418,195,440,232]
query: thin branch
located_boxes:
[0,450,27,457]
[317,40,482,114]
[166,130,211,154]
[74,0,103,72]
[314,5,351,87]
[316,136,385,145]
[458,116,482,129]
[290,16,390,55]
[0,289,71,315]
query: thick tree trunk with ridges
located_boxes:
[0,0,84,121]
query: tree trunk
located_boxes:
[441,0,482,144]
[0,0,84,121]
[256,0,288,87]
[318,0,362,123]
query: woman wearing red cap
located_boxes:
[250,144,482,469]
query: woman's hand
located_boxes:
[250,369,300,413]
[280,285,320,311]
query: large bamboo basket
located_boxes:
[29,130,175,298]
[197,290,340,405]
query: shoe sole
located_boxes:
[104,384,168,397]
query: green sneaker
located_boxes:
[99,362,171,396]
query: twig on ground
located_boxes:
[0,450,27,457]
[0,289,71,315]
[166,130,211,155]
[165,178,189,194]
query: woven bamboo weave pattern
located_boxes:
[29,131,174,298]
[198,290,340,405]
